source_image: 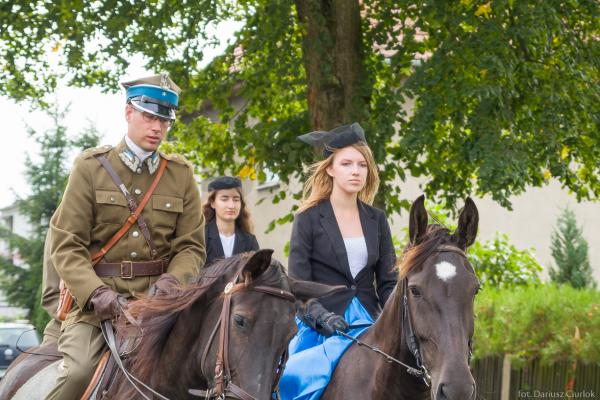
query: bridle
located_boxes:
[338,244,474,388]
[402,244,474,386]
[190,269,296,400]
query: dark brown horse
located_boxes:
[322,195,480,400]
[0,250,341,400]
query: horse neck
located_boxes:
[152,290,222,397]
[366,284,430,400]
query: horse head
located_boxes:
[403,195,480,400]
[195,249,343,399]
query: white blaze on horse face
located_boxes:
[435,261,457,282]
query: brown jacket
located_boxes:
[49,140,206,327]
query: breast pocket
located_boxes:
[152,195,183,228]
[95,190,129,224]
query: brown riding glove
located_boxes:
[88,286,128,321]
[147,273,179,297]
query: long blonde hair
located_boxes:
[298,143,380,213]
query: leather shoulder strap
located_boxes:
[91,158,167,265]
[95,155,159,258]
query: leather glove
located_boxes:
[298,299,350,337]
[89,286,128,321]
[147,273,179,297]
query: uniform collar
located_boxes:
[118,137,161,174]
[125,135,153,162]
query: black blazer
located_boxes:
[204,220,260,266]
[288,199,397,319]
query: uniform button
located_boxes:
[132,231,140,238]
[165,203,171,208]
[130,252,138,258]
[134,188,142,195]
[110,196,115,203]
[136,168,142,174]
[351,285,356,290]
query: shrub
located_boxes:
[474,285,600,364]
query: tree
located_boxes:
[0,105,99,330]
[549,207,596,289]
[1,1,598,215]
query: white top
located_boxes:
[125,135,153,162]
[219,233,236,258]
[343,236,368,278]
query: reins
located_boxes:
[335,244,471,388]
[190,269,295,400]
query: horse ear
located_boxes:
[242,249,274,279]
[456,197,479,249]
[409,195,428,245]
[287,277,346,302]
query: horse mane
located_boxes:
[398,224,454,278]
[115,252,289,392]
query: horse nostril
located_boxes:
[437,383,448,400]
[436,382,476,400]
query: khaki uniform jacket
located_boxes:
[41,230,60,318]
[50,140,206,327]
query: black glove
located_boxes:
[88,286,128,321]
[299,299,349,337]
[147,273,179,297]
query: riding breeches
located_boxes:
[41,318,62,347]
[45,322,106,400]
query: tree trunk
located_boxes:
[294,0,369,131]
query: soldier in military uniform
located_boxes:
[46,74,206,400]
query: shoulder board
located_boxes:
[79,145,113,160]
[160,152,192,167]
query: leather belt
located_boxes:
[94,259,168,279]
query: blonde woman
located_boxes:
[280,123,397,400]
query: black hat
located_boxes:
[298,122,367,157]
[208,176,242,192]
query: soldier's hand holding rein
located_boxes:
[89,286,129,321]
[147,273,179,297]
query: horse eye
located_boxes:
[409,287,422,297]
[233,314,246,328]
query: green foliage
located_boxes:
[0,105,99,332]
[549,208,596,289]
[1,1,599,215]
[474,285,600,364]
[470,234,543,288]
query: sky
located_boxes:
[0,20,242,209]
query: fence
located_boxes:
[472,356,600,400]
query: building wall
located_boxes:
[0,203,32,318]
[0,203,32,265]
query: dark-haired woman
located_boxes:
[279,123,397,400]
[203,176,259,266]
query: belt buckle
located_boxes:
[121,261,134,279]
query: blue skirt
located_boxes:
[279,297,374,400]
